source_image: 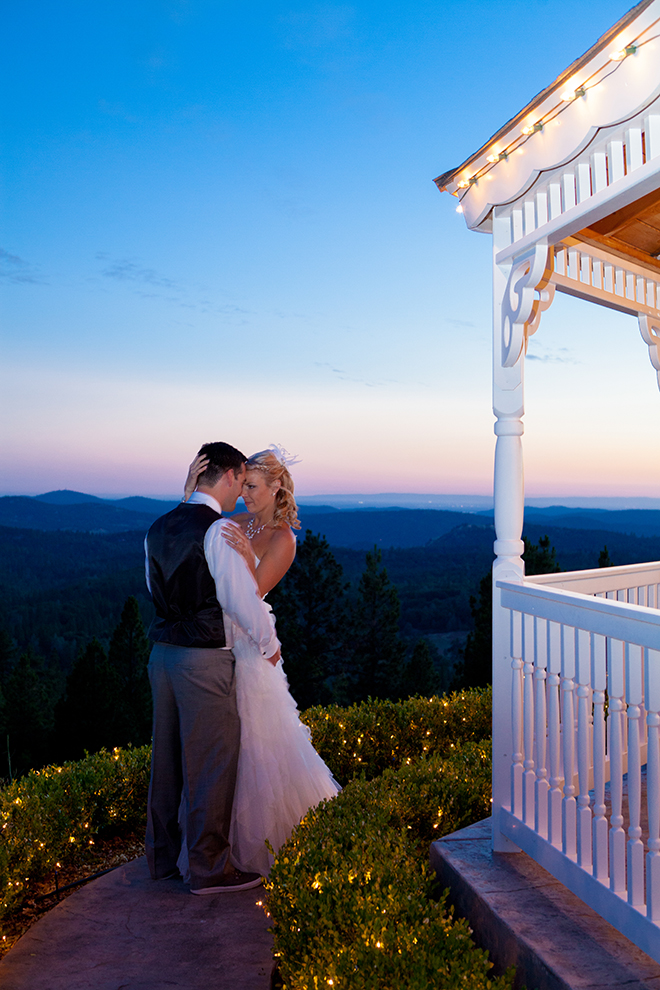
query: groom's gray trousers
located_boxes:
[145,642,240,890]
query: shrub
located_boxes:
[266,741,509,990]
[301,687,491,784]
[0,745,150,920]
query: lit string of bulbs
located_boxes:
[454,22,660,213]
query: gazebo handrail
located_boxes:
[525,558,660,589]
[498,577,660,649]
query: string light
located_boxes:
[562,85,586,101]
[451,26,656,201]
[611,44,637,60]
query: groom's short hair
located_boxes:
[197,442,247,485]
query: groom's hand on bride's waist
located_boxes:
[265,648,281,667]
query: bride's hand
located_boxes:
[183,454,209,502]
[223,523,256,571]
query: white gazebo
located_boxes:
[436,0,660,961]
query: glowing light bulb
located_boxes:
[611,44,637,60]
[457,179,469,189]
[456,205,463,213]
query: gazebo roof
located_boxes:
[435,0,660,245]
[434,0,655,194]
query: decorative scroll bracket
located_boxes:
[501,242,555,368]
[639,313,660,390]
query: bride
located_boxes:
[181,446,340,876]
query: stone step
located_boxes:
[431,818,660,990]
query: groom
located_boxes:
[144,441,280,893]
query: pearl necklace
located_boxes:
[246,517,270,540]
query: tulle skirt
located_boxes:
[228,628,340,875]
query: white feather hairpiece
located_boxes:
[268,443,301,467]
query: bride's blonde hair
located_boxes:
[247,449,301,530]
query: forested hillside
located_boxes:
[3,504,660,779]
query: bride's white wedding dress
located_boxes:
[228,603,340,875]
[178,601,339,879]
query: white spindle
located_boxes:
[524,200,536,236]
[615,268,624,297]
[626,643,645,908]
[548,182,562,219]
[592,258,603,290]
[591,150,608,192]
[523,613,536,826]
[607,139,625,183]
[562,172,576,210]
[547,620,563,847]
[534,617,549,838]
[576,162,592,203]
[644,114,660,159]
[576,628,592,870]
[608,638,626,895]
[511,610,524,819]
[592,633,608,880]
[561,625,577,858]
[626,127,644,172]
[580,252,591,286]
[646,648,660,920]
[535,190,548,227]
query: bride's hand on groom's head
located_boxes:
[183,454,210,501]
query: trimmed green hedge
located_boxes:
[266,741,509,990]
[301,687,492,784]
[0,686,496,982]
[0,746,150,919]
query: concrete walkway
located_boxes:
[0,857,274,990]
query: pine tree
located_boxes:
[451,572,493,690]
[4,651,54,776]
[453,534,561,691]
[598,545,613,567]
[400,638,440,699]
[54,638,119,760]
[350,547,406,701]
[268,531,348,709]
[523,534,560,575]
[108,596,152,747]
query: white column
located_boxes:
[492,209,525,852]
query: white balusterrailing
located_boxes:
[502,112,660,249]
[496,563,660,962]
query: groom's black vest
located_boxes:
[146,503,227,648]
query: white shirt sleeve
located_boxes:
[204,520,280,658]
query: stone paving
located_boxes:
[0,856,273,990]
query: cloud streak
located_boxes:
[0,248,45,284]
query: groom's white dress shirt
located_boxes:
[145,491,279,659]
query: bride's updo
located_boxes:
[247,448,301,530]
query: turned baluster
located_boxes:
[547,620,562,847]
[561,624,577,859]
[591,633,608,881]
[534,617,549,838]
[576,628,592,871]
[626,643,644,908]
[522,613,536,827]
[608,638,626,896]
[510,610,523,819]
[645,648,660,920]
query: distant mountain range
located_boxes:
[4,489,660,550]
